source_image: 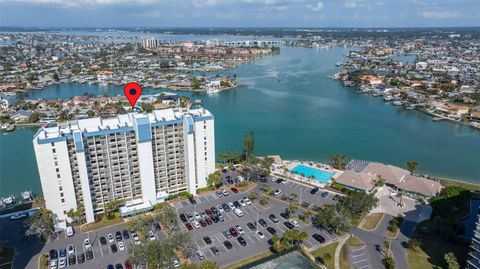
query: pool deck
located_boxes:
[273,160,343,188]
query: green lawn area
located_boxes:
[311,242,338,269]
[360,213,384,230]
[38,253,49,269]
[81,215,124,232]
[407,239,468,269]
[439,178,480,192]
[0,247,14,267]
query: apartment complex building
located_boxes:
[468,208,480,269]
[33,108,215,227]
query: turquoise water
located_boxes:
[248,251,316,269]
[290,165,334,183]
[0,46,480,198]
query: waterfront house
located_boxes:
[396,175,442,198]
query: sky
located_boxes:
[0,0,479,28]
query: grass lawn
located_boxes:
[81,215,124,232]
[361,213,384,230]
[311,242,338,269]
[347,236,365,247]
[407,239,468,269]
[439,178,480,192]
[38,253,49,269]
[223,251,273,269]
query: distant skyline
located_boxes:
[0,0,479,28]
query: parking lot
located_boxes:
[349,245,371,269]
[174,170,341,267]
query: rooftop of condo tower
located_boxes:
[33,107,213,142]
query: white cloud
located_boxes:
[344,0,361,8]
[307,1,323,12]
[193,0,218,7]
[0,0,158,7]
[420,10,460,19]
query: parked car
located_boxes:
[192,220,200,228]
[218,214,225,222]
[259,218,268,227]
[332,194,341,201]
[115,231,122,241]
[179,214,188,223]
[59,248,66,258]
[210,246,220,256]
[310,187,319,194]
[49,249,58,260]
[122,230,130,240]
[237,236,247,246]
[118,242,125,251]
[77,253,85,264]
[269,214,279,223]
[223,230,232,238]
[233,208,243,217]
[58,258,66,268]
[148,231,156,241]
[115,263,124,269]
[224,240,233,249]
[124,260,132,269]
[255,231,265,239]
[67,255,76,265]
[221,189,229,196]
[312,234,325,243]
[196,250,205,261]
[99,236,107,245]
[50,259,57,269]
[83,238,92,249]
[85,250,93,260]
[247,222,256,231]
[111,244,118,253]
[266,227,277,235]
[273,189,282,196]
[243,197,252,205]
[185,223,193,230]
[66,226,74,237]
[231,187,239,193]
[189,198,197,205]
[284,221,294,229]
[290,219,300,227]
[239,199,247,207]
[107,233,114,243]
[235,225,245,234]
[199,219,207,227]
[203,236,212,245]
[233,201,241,208]
[320,191,329,198]
[229,227,239,237]
[222,203,230,212]
[67,244,75,255]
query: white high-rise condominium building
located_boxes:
[33,108,215,227]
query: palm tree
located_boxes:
[288,203,299,215]
[249,192,258,201]
[25,208,55,242]
[405,161,419,174]
[330,154,351,170]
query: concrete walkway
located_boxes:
[334,235,350,269]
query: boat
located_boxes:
[1,195,16,207]
[432,117,444,122]
[1,124,15,132]
[383,96,394,101]
[393,100,403,106]
[21,191,34,201]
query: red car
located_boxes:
[185,223,193,230]
[199,219,207,227]
[231,187,239,193]
[205,217,213,225]
[229,227,238,237]
[124,260,132,269]
[205,209,214,217]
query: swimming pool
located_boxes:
[290,164,334,183]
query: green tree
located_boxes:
[199,261,220,269]
[444,252,460,269]
[315,204,352,234]
[25,208,54,242]
[382,256,395,269]
[207,171,222,189]
[330,154,350,170]
[405,161,419,174]
[104,199,124,220]
[243,131,255,160]
[283,229,308,246]
[288,203,299,215]
[140,102,155,112]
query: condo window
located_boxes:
[61,198,65,203]
[52,148,56,154]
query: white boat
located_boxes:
[1,195,16,206]
[393,100,403,106]
[1,124,15,132]
[21,191,33,201]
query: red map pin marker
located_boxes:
[124,82,142,108]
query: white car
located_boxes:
[228,202,235,210]
[281,179,287,184]
[173,259,180,268]
[233,208,243,217]
[84,239,92,249]
[216,205,224,212]
[221,189,229,196]
[192,220,200,228]
[273,189,282,196]
[118,242,125,251]
[133,235,141,245]
[271,177,277,182]
[235,225,244,234]
[50,260,57,269]
[193,211,201,219]
[290,219,300,227]
[148,231,156,241]
[58,257,66,268]
[107,233,114,243]
[67,244,75,255]
[255,231,265,239]
[239,199,247,207]
[243,197,252,205]
[66,226,74,237]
